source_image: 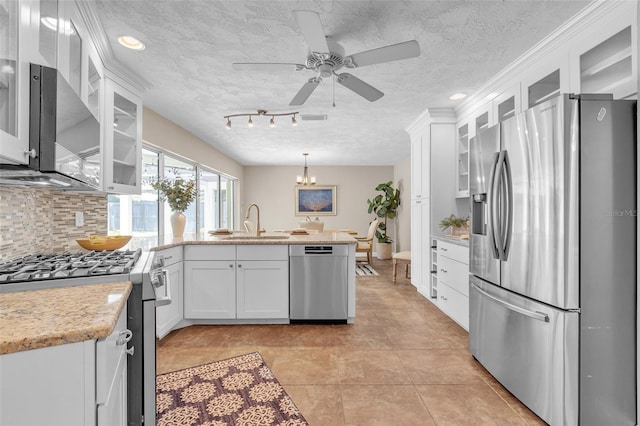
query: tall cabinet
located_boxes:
[407,109,457,298]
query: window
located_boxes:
[108,148,159,250]
[107,145,236,248]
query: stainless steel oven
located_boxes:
[0,249,170,425]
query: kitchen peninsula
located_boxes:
[153,232,357,338]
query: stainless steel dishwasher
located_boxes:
[289,245,348,323]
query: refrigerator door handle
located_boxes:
[502,151,513,260]
[473,282,550,323]
[490,151,506,260]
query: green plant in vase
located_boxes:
[439,214,470,237]
[151,177,197,238]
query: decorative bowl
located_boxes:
[76,235,132,251]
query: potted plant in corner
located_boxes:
[367,181,401,259]
[151,177,197,239]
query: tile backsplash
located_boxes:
[0,187,108,261]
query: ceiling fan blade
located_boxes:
[293,10,329,54]
[346,40,420,68]
[289,78,321,106]
[300,114,328,121]
[232,63,304,71]
[336,73,383,102]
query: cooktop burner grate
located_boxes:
[0,249,142,283]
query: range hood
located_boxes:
[0,64,101,192]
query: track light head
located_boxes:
[226,118,231,129]
[247,116,253,127]
[292,115,298,126]
[270,117,276,127]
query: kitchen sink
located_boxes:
[222,235,290,240]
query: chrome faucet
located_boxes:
[245,203,261,236]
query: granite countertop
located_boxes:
[0,282,132,355]
[433,235,470,248]
[153,231,357,251]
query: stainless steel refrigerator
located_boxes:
[468,94,637,426]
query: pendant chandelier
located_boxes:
[296,153,316,185]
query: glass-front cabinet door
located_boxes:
[104,77,142,194]
[0,0,30,164]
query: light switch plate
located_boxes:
[75,211,84,227]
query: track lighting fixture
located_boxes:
[223,109,299,129]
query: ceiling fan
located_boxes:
[232,10,420,106]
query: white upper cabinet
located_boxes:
[455,121,469,199]
[103,78,142,194]
[492,83,521,124]
[575,25,636,99]
[0,0,31,165]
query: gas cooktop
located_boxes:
[0,249,142,283]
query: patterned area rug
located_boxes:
[156,352,309,426]
[355,263,379,276]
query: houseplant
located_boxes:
[151,177,197,238]
[367,181,401,259]
[439,214,470,237]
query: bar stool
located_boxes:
[392,251,411,284]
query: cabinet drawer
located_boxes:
[184,245,235,260]
[156,246,182,265]
[96,307,128,404]
[437,241,469,264]
[437,256,469,296]
[438,282,469,331]
[237,244,288,261]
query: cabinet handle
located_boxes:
[164,255,173,260]
[440,247,448,252]
[117,329,133,345]
[108,185,115,190]
[238,264,242,268]
[440,268,448,273]
[229,264,234,268]
[440,296,448,301]
[126,346,135,356]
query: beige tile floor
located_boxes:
[156,258,546,425]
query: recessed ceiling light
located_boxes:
[117,35,146,51]
[449,93,467,100]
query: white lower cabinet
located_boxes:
[435,239,470,330]
[183,245,289,321]
[156,246,184,337]
[184,260,236,319]
[0,307,129,426]
[236,260,289,319]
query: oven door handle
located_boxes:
[154,269,172,307]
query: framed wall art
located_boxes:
[295,185,336,216]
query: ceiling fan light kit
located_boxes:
[232,10,421,107]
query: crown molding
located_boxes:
[455,0,635,119]
[75,0,151,93]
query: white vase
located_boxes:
[170,211,186,238]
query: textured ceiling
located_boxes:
[93,0,590,166]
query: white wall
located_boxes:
[393,156,411,252]
[142,107,244,180]
[242,165,394,239]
